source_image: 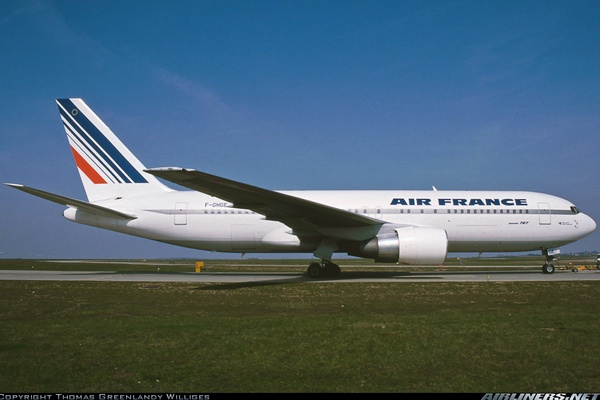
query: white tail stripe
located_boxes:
[61,114,121,184]
[57,99,148,184]
[55,98,172,202]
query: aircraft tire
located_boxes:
[542,263,555,274]
[307,262,322,279]
[325,263,341,278]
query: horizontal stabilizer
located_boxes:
[5,183,137,220]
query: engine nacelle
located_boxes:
[356,226,448,265]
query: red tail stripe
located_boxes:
[70,146,107,184]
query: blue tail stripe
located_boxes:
[63,121,120,184]
[57,99,148,184]
[59,105,130,183]
[58,99,146,183]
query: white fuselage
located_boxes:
[63,189,596,257]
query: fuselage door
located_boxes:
[537,202,551,225]
[174,202,188,225]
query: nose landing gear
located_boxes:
[542,262,555,274]
[541,248,558,274]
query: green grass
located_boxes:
[0,274,599,392]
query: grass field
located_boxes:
[0,258,599,392]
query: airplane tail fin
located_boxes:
[56,98,171,202]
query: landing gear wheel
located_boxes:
[307,262,322,278]
[306,261,341,279]
[324,262,341,278]
[542,263,555,274]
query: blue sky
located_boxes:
[1,0,599,259]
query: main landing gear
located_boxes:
[306,260,341,279]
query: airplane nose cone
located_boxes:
[581,214,597,236]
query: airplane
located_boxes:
[5,98,597,277]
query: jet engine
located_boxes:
[355,226,448,265]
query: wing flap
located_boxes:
[5,183,137,220]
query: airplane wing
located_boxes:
[5,183,137,220]
[145,168,383,233]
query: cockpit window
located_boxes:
[570,206,581,214]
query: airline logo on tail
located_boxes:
[56,98,148,185]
